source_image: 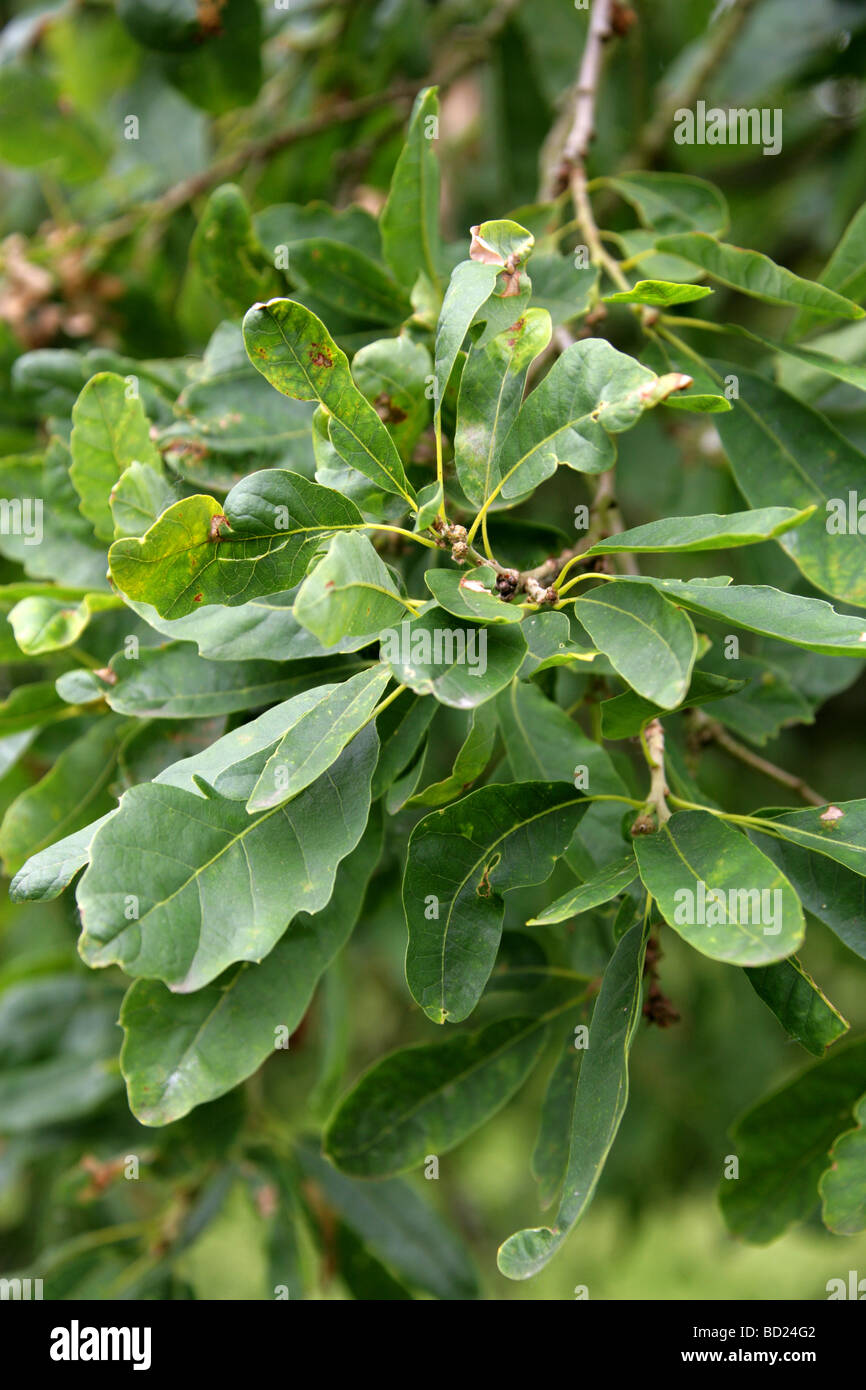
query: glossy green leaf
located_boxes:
[325,1015,549,1177]
[243,299,414,504]
[528,854,638,926]
[9,813,115,904]
[497,338,685,498]
[245,666,390,811]
[433,261,499,411]
[585,506,813,556]
[69,373,163,542]
[110,461,177,538]
[424,565,524,625]
[603,279,713,307]
[120,814,382,1124]
[454,309,552,507]
[106,643,325,719]
[294,532,412,648]
[351,335,432,463]
[497,921,648,1279]
[614,574,866,658]
[633,810,804,965]
[531,1033,583,1209]
[381,607,526,708]
[574,581,697,709]
[7,591,122,655]
[720,1037,866,1243]
[745,957,848,1057]
[380,87,442,293]
[714,366,866,606]
[753,801,866,878]
[748,832,866,962]
[403,781,588,1022]
[109,470,362,619]
[406,703,497,807]
[654,233,865,318]
[0,717,133,876]
[77,725,377,992]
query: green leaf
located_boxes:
[0,681,84,735]
[748,832,866,962]
[454,309,552,507]
[106,643,327,719]
[745,958,848,1057]
[497,339,685,498]
[574,581,697,709]
[601,172,729,235]
[290,240,411,326]
[110,461,177,539]
[753,801,866,878]
[192,184,279,316]
[654,233,865,318]
[69,373,163,542]
[325,1015,549,1177]
[116,0,200,51]
[120,814,382,1125]
[245,666,390,811]
[603,279,713,307]
[600,669,746,741]
[0,1055,120,1133]
[0,717,134,876]
[162,0,261,116]
[714,366,866,607]
[531,1035,583,1209]
[77,725,377,992]
[406,703,497,807]
[381,87,442,293]
[351,334,432,463]
[613,574,866,658]
[497,921,648,1279]
[496,678,629,870]
[109,470,363,619]
[719,1037,866,1243]
[403,781,588,1023]
[0,65,110,183]
[243,299,414,504]
[7,592,122,655]
[528,854,638,926]
[633,810,805,965]
[381,607,526,708]
[820,1093,866,1234]
[791,200,866,339]
[433,261,499,412]
[424,565,524,625]
[127,591,331,663]
[585,506,813,556]
[294,532,412,648]
[9,814,114,904]
[296,1141,480,1300]
[0,441,108,590]
[371,689,436,798]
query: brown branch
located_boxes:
[690,710,827,808]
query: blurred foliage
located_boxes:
[1,0,866,1301]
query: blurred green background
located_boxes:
[1,0,866,1299]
